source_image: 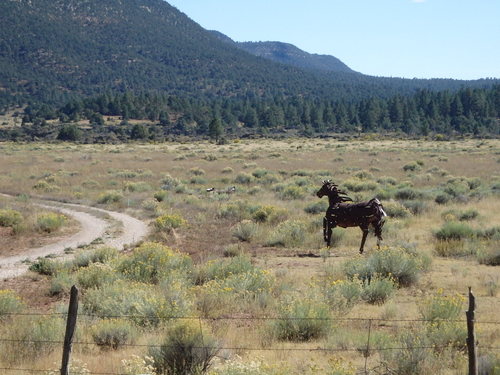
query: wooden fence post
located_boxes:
[61,285,79,375]
[466,287,477,375]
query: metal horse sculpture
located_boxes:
[316,180,387,254]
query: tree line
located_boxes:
[2,84,498,142]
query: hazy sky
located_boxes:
[166,0,499,80]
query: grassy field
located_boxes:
[0,138,499,375]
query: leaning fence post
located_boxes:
[466,287,477,375]
[61,285,79,375]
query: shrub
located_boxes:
[160,174,181,191]
[0,209,23,227]
[149,320,219,375]
[97,190,124,204]
[434,239,475,258]
[234,172,253,184]
[321,278,362,314]
[232,220,259,242]
[266,220,307,248]
[189,167,205,176]
[270,295,331,341]
[361,276,397,304]
[0,290,25,318]
[76,263,118,290]
[118,242,192,284]
[477,245,500,266]
[36,212,66,233]
[343,178,378,192]
[383,201,411,218]
[252,205,288,224]
[342,247,428,287]
[304,200,329,214]
[381,331,436,375]
[221,167,233,174]
[395,188,424,201]
[403,162,421,172]
[434,222,475,241]
[0,315,64,364]
[29,257,62,275]
[83,279,192,326]
[252,168,268,178]
[278,185,306,200]
[402,200,428,215]
[419,290,464,321]
[123,181,152,192]
[91,319,137,349]
[194,255,254,285]
[435,193,451,205]
[154,190,168,202]
[154,214,187,233]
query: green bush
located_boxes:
[383,201,411,218]
[149,320,219,375]
[304,200,329,214]
[36,212,66,233]
[342,247,429,287]
[234,172,253,184]
[270,295,331,342]
[0,315,64,364]
[403,162,422,172]
[435,193,451,204]
[91,319,137,349]
[76,263,118,289]
[361,276,397,304]
[343,178,378,192]
[266,220,307,248]
[29,257,62,275]
[434,222,475,241]
[97,190,124,204]
[194,255,254,285]
[321,278,362,314]
[0,209,23,227]
[83,279,192,326]
[232,220,259,242]
[118,242,192,284]
[278,185,306,200]
[402,200,428,215]
[154,190,168,202]
[0,290,25,318]
[154,213,187,232]
[123,181,152,192]
[394,188,424,200]
[252,205,288,224]
[477,245,500,266]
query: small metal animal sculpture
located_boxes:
[316,180,387,254]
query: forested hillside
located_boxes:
[0,0,498,140]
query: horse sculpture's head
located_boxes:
[316,180,353,202]
[316,180,337,198]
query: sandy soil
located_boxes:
[0,195,149,279]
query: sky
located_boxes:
[166,0,500,80]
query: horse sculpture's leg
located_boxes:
[375,224,383,249]
[359,225,369,254]
[323,217,334,247]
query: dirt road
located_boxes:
[0,195,149,279]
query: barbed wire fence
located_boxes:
[0,286,499,375]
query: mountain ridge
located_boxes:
[0,0,497,110]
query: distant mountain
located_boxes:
[238,41,356,74]
[0,0,497,110]
[209,31,355,74]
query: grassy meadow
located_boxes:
[0,138,499,375]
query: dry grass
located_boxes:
[0,138,499,374]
